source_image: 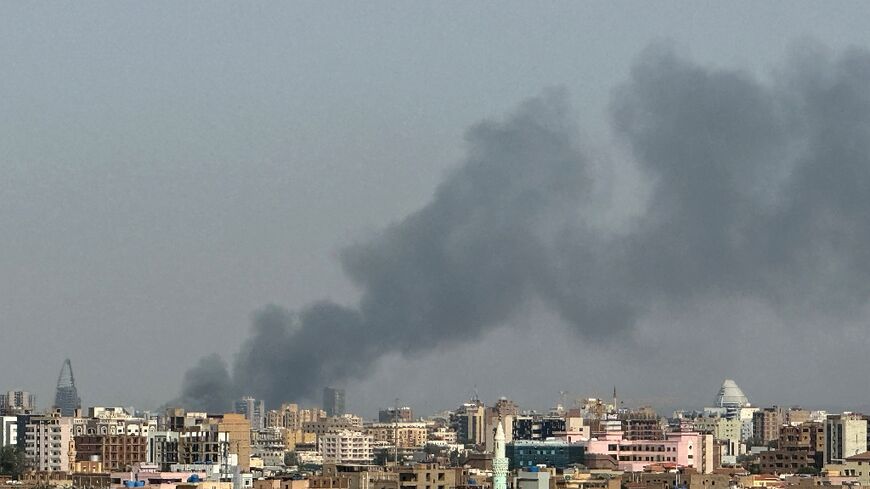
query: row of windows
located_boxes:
[515,449,563,455]
[617,456,677,462]
[607,444,675,452]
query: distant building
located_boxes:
[235,396,266,430]
[365,421,428,448]
[0,391,35,414]
[379,406,413,423]
[715,379,750,409]
[452,401,486,446]
[707,380,752,421]
[53,359,81,416]
[620,408,664,440]
[303,415,362,437]
[322,387,345,418]
[267,403,325,430]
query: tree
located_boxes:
[0,446,26,478]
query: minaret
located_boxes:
[493,421,508,489]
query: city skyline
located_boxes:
[3,2,870,419]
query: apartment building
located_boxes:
[825,413,868,464]
[1,416,18,447]
[71,417,154,470]
[319,430,374,464]
[24,411,73,472]
[304,416,363,437]
[1,391,35,414]
[753,408,783,444]
[147,430,179,470]
[365,422,428,448]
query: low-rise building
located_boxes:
[505,440,585,469]
[585,430,714,473]
[823,451,870,485]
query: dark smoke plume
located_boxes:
[175,44,870,411]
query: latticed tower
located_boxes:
[53,358,81,416]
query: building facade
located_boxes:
[323,388,346,418]
[585,430,714,473]
[235,397,266,431]
[506,440,585,469]
[825,414,868,464]
[1,416,18,447]
[24,411,73,472]
[318,430,373,464]
[1,391,35,414]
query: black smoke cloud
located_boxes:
[175,44,870,412]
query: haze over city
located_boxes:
[4,2,870,419]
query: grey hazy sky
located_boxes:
[3,2,870,417]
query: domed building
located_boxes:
[714,379,749,408]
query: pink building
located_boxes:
[584,430,714,473]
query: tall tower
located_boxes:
[322,387,345,417]
[492,421,508,489]
[53,359,81,416]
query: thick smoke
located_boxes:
[175,44,870,411]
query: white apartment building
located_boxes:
[1,416,18,447]
[319,430,373,464]
[24,412,73,472]
[825,414,868,464]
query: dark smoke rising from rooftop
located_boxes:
[175,43,870,412]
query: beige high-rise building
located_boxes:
[364,422,428,448]
[219,413,252,471]
[785,408,811,426]
[753,408,783,444]
[25,411,74,472]
[177,413,251,471]
[268,404,326,430]
[452,402,486,446]
[304,416,363,437]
